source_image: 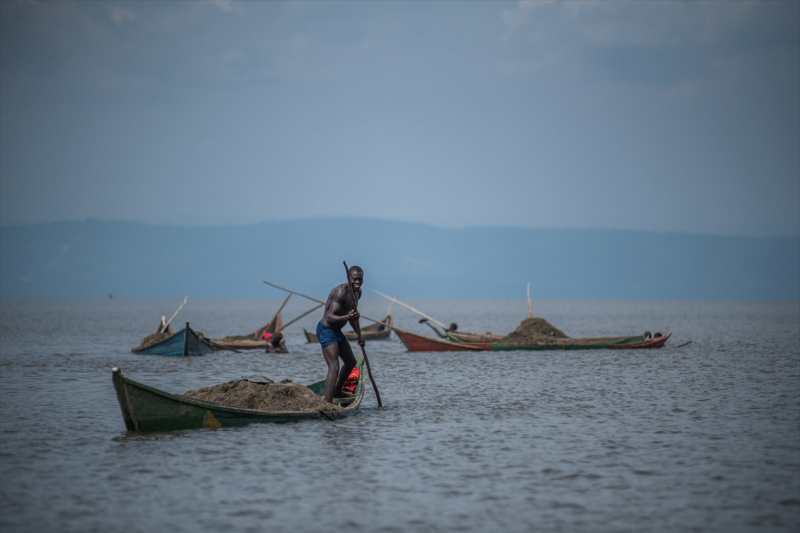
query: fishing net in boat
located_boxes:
[183,380,341,415]
[495,317,569,347]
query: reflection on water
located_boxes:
[1,298,798,533]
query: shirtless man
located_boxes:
[316,265,364,403]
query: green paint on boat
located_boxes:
[492,335,645,351]
[112,359,365,432]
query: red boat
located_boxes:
[393,328,493,352]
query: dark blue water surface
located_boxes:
[1,298,798,533]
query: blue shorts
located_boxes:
[316,322,347,348]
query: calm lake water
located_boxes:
[1,298,798,533]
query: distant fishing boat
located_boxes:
[303,299,395,343]
[132,322,217,356]
[303,314,393,343]
[212,296,324,352]
[393,328,668,352]
[111,359,365,432]
[211,313,286,351]
[393,328,493,352]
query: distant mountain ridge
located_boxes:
[1,218,798,300]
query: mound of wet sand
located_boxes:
[183,380,340,414]
[133,331,171,351]
[134,329,206,351]
[496,317,569,347]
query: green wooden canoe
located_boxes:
[112,359,365,432]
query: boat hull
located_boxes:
[446,331,504,343]
[304,315,393,343]
[111,360,365,432]
[493,335,645,351]
[608,332,671,349]
[211,313,286,351]
[395,328,667,352]
[132,325,215,356]
[394,329,492,352]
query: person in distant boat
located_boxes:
[317,265,364,403]
[265,332,287,353]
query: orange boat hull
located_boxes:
[393,329,493,352]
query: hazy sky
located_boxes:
[1,0,798,236]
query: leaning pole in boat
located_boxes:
[344,262,383,408]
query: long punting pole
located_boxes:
[262,281,389,327]
[344,262,382,408]
[373,291,450,331]
[274,293,292,319]
[161,296,189,333]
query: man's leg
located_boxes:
[322,343,341,403]
[332,340,357,397]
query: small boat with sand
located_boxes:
[132,322,217,356]
[111,358,366,432]
[210,296,324,352]
[394,318,669,353]
[211,312,287,351]
[303,314,394,343]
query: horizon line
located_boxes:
[1,216,798,240]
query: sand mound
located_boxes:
[183,380,340,414]
[496,317,569,347]
[133,332,171,351]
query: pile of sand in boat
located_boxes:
[183,379,340,415]
[495,317,570,347]
[132,331,172,352]
[495,317,632,347]
[132,328,207,352]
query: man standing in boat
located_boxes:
[317,265,364,403]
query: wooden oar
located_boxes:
[373,291,451,331]
[344,262,382,408]
[262,281,388,326]
[161,296,188,333]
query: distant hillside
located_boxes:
[1,219,798,299]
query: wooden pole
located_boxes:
[527,283,533,319]
[161,296,188,333]
[344,262,382,408]
[373,291,451,331]
[262,281,389,326]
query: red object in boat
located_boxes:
[393,328,493,352]
[343,367,360,392]
[609,332,671,349]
